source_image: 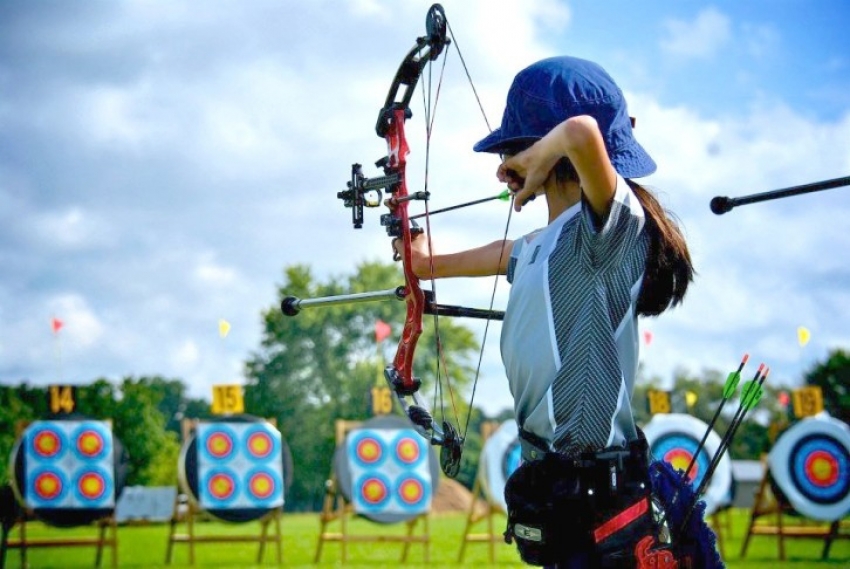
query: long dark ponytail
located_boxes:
[625,180,694,316]
[554,159,695,316]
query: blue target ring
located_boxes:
[72,466,114,507]
[394,473,430,510]
[243,466,283,507]
[28,467,70,507]
[652,434,710,487]
[769,416,850,521]
[70,423,112,462]
[28,424,68,461]
[201,467,240,507]
[242,424,281,460]
[199,425,238,463]
[790,435,850,504]
[354,472,392,512]
[349,431,388,468]
[391,431,425,468]
[504,441,522,479]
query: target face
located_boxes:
[22,420,115,509]
[352,434,385,467]
[356,474,391,509]
[768,416,850,521]
[478,420,520,514]
[201,427,236,461]
[31,427,66,460]
[396,475,428,508]
[394,435,423,466]
[196,421,284,510]
[73,428,108,461]
[30,469,68,503]
[642,413,732,515]
[338,417,436,521]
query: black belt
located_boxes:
[518,428,650,495]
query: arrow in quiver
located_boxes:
[642,413,733,517]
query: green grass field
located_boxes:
[2,509,847,568]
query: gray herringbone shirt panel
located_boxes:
[550,202,648,456]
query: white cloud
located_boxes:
[660,7,731,60]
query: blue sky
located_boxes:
[1,0,849,416]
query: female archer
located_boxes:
[395,56,719,568]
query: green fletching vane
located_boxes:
[723,370,741,398]
[740,380,757,405]
[744,384,764,409]
[498,189,511,201]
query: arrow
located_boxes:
[678,365,769,533]
[681,354,750,481]
[409,189,511,220]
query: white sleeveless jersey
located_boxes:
[501,175,648,457]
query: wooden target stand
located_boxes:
[739,456,847,560]
[3,387,125,569]
[740,389,850,561]
[314,413,433,564]
[165,386,288,566]
[457,420,503,563]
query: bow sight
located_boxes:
[338,161,429,235]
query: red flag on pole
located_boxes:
[375,319,392,343]
[51,317,64,334]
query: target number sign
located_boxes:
[646,389,672,415]
[211,384,244,415]
[792,386,823,419]
[369,386,393,416]
[47,385,77,415]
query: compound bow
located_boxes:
[281,4,509,477]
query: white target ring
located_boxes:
[768,415,850,522]
[478,421,520,514]
[642,413,732,516]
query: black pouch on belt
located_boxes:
[503,451,594,566]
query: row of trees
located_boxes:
[3,261,848,512]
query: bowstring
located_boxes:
[444,18,511,443]
[419,40,457,430]
[418,18,514,445]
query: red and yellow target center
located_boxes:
[34,431,61,457]
[356,439,382,464]
[396,438,420,463]
[361,478,387,504]
[249,473,275,499]
[207,433,233,458]
[35,473,62,499]
[247,433,272,458]
[77,431,104,457]
[209,474,235,499]
[78,473,106,499]
[805,450,839,487]
[664,449,697,481]
[398,479,424,503]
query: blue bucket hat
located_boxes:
[473,56,656,178]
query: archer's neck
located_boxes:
[546,180,582,224]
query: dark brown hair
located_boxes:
[554,159,694,316]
